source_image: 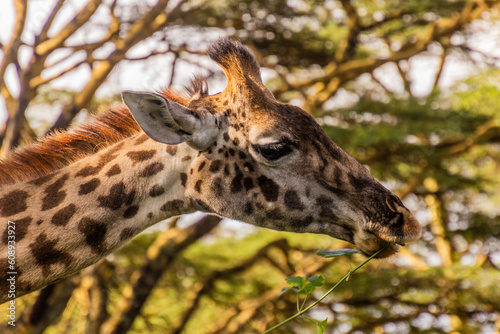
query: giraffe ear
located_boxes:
[122,91,219,150]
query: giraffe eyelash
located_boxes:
[252,142,293,161]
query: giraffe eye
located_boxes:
[252,143,293,161]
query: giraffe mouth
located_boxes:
[316,220,403,258]
[370,243,400,258]
[355,223,420,258]
[353,230,401,258]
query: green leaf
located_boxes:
[307,275,325,287]
[285,276,306,290]
[302,275,325,295]
[302,283,315,295]
[316,318,328,334]
[317,249,359,258]
[280,287,296,295]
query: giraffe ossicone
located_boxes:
[0,38,421,303]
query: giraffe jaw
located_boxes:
[352,221,421,258]
[347,229,409,258]
[350,216,422,258]
[304,219,399,258]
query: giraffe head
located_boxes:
[123,39,421,258]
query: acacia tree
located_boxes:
[1,0,500,333]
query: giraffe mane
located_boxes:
[0,87,196,187]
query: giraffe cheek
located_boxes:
[256,175,280,202]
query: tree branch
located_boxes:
[302,0,492,110]
[431,44,448,91]
[85,260,114,334]
[30,59,89,89]
[35,0,67,45]
[35,0,103,57]
[0,0,28,92]
[6,277,80,334]
[359,10,411,32]
[442,120,500,155]
[424,191,453,266]
[335,0,359,63]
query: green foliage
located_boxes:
[267,244,389,333]
[282,274,325,295]
[317,249,359,258]
[284,276,307,290]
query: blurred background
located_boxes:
[1,0,500,333]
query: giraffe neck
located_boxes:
[0,133,197,301]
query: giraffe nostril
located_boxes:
[386,194,404,214]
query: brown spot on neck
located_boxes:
[123,205,139,219]
[76,142,124,177]
[42,174,69,211]
[78,178,101,195]
[28,173,56,186]
[126,150,157,165]
[106,164,121,177]
[97,182,135,211]
[139,162,164,178]
[160,200,184,213]
[51,204,77,226]
[30,233,73,276]
[134,133,149,145]
[149,185,165,197]
[78,218,107,253]
[166,145,178,156]
[0,190,29,216]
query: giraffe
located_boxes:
[0,39,421,303]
